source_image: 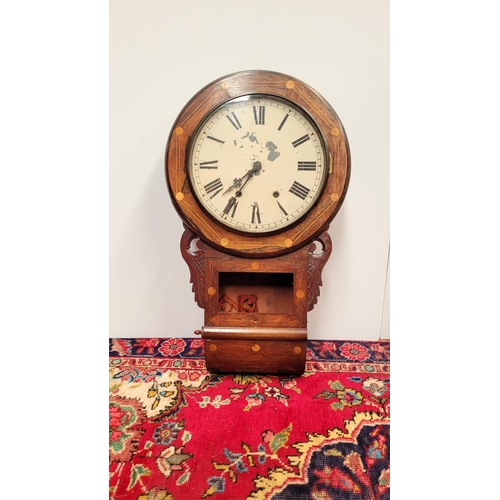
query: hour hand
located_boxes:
[222,177,243,195]
[236,161,262,194]
[222,161,262,195]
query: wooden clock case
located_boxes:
[165,70,350,375]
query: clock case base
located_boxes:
[203,329,307,375]
[181,228,332,375]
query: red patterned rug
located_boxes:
[109,338,390,499]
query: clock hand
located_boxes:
[222,177,242,195]
[234,161,262,195]
[222,162,262,216]
[222,161,262,195]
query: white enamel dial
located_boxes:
[188,94,327,234]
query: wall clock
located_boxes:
[165,70,350,374]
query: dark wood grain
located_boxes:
[170,71,350,374]
[203,338,307,375]
[181,227,332,374]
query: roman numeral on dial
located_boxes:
[289,181,311,200]
[297,161,317,171]
[278,113,289,131]
[207,135,225,145]
[226,112,242,130]
[292,134,310,148]
[251,202,261,224]
[253,106,265,125]
[199,160,218,169]
[222,197,238,217]
[277,201,288,216]
[230,200,238,218]
[204,178,224,198]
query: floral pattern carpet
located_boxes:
[109,338,390,499]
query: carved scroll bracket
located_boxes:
[180,227,206,308]
[306,230,332,312]
[180,227,333,313]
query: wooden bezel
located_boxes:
[165,70,350,258]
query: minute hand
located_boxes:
[222,161,262,195]
[235,161,262,195]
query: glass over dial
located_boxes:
[188,94,327,234]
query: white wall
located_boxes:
[110,0,389,340]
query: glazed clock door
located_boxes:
[188,94,328,234]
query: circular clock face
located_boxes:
[188,94,327,234]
